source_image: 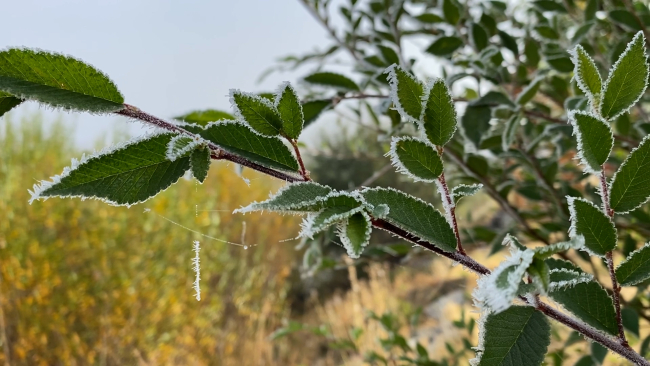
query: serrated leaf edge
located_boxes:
[599,31,649,121]
[567,196,616,257]
[568,44,602,107]
[29,130,177,207]
[451,183,483,203]
[616,241,650,286]
[608,134,650,213]
[418,77,458,146]
[384,64,423,122]
[568,110,613,174]
[0,47,124,112]
[166,135,204,162]
[386,136,441,183]
[234,181,334,214]
[338,211,373,259]
[548,268,594,291]
[229,89,282,135]
[473,248,535,314]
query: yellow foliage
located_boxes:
[0,115,304,365]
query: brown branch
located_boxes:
[119,103,649,365]
[116,105,306,183]
[290,139,310,181]
[601,168,628,345]
[436,147,465,254]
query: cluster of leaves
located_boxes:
[5,0,650,364]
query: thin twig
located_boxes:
[290,139,310,181]
[299,0,360,61]
[600,167,628,345]
[436,147,465,254]
[116,105,306,183]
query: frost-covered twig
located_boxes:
[192,240,201,301]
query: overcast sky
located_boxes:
[1,0,330,148]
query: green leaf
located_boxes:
[425,36,464,56]
[571,22,595,45]
[470,91,515,107]
[414,13,445,23]
[275,82,304,139]
[0,91,22,117]
[301,194,364,236]
[0,48,124,113]
[302,99,332,126]
[385,65,424,121]
[585,0,598,21]
[231,90,283,136]
[591,343,608,364]
[535,25,560,40]
[303,72,359,91]
[470,23,489,51]
[549,281,618,335]
[600,31,649,120]
[377,45,400,65]
[341,212,372,258]
[166,135,201,161]
[235,182,333,213]
[388,137,443,182]
[474,306,550,366]
[616,242,650,286]
[568,197,617,256]
[420,78,457,146]
[361,187,456,252]
[499,31,519,55]
[569,111,613,173]
[189,121,299,173]
[30,133,189,206]
[190,146,210,183]
[610,9,643,31]
[609,135,650,213]
[621,307,640,337]
[174,109,234,126]
[533,0,567,12]
[570,45,602,107]
[451,183,482,204]
[502,114,520,152]
[442,0,460,24]
[548,268,593,291]
[460,105,491,148]
[515,77,543,105]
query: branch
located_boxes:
[600,167,628,345]
[436,147,465,254]
[116,105,306,183]
[118,104,649,365]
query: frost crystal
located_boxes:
[166,134,203,162]
[567,110,613,174]
[548,268,593,291]
[192,240,201,301]
[473,248,534,314]
[386,136,440,183]
[384,64,422,122]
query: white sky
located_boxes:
[1,0,329,149]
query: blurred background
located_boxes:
[1,0,639,365]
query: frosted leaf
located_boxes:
[451,183,483,204]
[234,182,333,214]
[29,131,189,207]
[533,235,585,259]
[387,136,443,182]
[338,211,373,259]
[166,134,204,162]
[567,196,617,257]
[473,248,535,314]
[548,268,593,291]
[384,64,424,122]
[568,110,613,174]
[568,45,602,107]
[616,242,650,286]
